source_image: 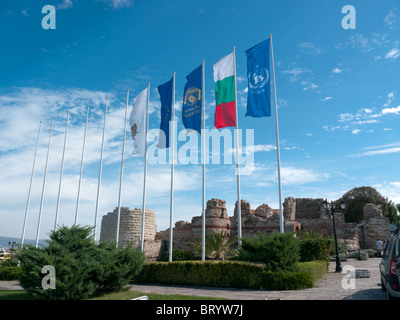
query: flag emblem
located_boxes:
[184,87,201,106]
[248,66,269,93]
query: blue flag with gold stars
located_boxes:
[157,77,173,148]
[182,65,202,134]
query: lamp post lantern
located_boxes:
[323,199,345,272]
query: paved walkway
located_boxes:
[0,258,387,300]
[129,258,386,300]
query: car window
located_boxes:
[395,236,400,258]
[385,239,394,258]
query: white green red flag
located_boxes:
[213,52,236,129]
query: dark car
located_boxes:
[380,234,400,300]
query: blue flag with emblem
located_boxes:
[246,38,271,118]
[182,65,202,134]
[157,77,173,148]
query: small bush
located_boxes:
[297,260,328,283]
[0,266,22,280]
[345,250,369,260]
[261,270,314,290]
[237,232,300,272]
[298,231,333,262]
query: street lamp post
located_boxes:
[323,199,345,273]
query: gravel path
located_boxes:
[0,258,387,300]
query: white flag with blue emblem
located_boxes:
[130,88,147,156]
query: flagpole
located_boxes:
[169,73,175,262]
[54,111,69,230]
[94,98,108,241]
[233,47,242,248]
[201,61,206,261]
[141,83,150,251]
[270,34,284,233]
[116,89,130,247]
[21,121,42,247]
[75,105,89,226]
[35,117,54,248]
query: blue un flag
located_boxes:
[246,39,271,118]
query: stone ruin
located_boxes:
[99,198,393,260]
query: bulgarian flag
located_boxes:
[213,52,236,129]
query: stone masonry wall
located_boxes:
[99,207,157,248]
[99,198,393,260]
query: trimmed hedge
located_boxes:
[261,270,313,290]
[135,261,264,289]
[134,260,328,290]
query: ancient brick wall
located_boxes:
[99,207,157,248]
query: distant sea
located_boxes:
[0,236,46,249]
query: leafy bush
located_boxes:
[161,249,195,261]
[261,260,327,290]
[135,260,265,289]
[237,232,300,272]
[297,260,328,283]
[0,266,22,280]
[345,250,369,260]
[17,225,145,300]
[261,270,314,290]
[298,231,333,262]
[190,230,237,260]
[135,260,326,290]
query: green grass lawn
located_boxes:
[0,289,225,300]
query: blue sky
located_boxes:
[1,0,399,241]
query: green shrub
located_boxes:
[17,225,145,300]
[298,232,333,262]
[237,232,300,272]
[135,259,326,291]
[260,270,314,290]
[345,250,369,260]
[136,260,265,289]
[297,260,328,283]
[161,249,195,261]
[0,266,22,280]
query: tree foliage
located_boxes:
[190,230,237,260]
[338,186,389,223]
[237,232,300,272]
[17,225,145,300]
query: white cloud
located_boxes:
[385,48,400,59]
[335,33,389,54]
[107,0,134,9]
[349,142,400,157]
[382,106,400,115]
[298,42,324,55]
[332,68,343,74]
[351,129,361,135]
[57,0,73,9]
[280,167,328,185]
[300,81,318,91]
[282,66,310,82]
[384,9,398,29]
[338,113,353,122]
